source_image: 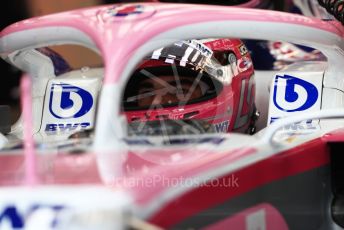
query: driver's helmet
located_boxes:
[122,38,257,136]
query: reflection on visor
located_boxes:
[126,67,211,108]
[151,40,233,85]
[123,64,223,110]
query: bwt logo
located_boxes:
[49,83,93,119]
[45,122,91,132]
[273,75,318,112]
[0,204,65,229]
[214,120,229,133]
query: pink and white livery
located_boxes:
[1,2,344,229]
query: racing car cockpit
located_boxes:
[122,38,257,137]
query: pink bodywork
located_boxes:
[21,75,38,186]
[2,3,343,86]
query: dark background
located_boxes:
[0,1,28,106]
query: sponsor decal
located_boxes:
[151,40,212,68]
[184,40,213,58]
[270,118,317,130]
[234,76,255,129]
[49,83,93,119]
[273,75,318,112]
[271,118,319,143]
[45,122,91,132]
[214,120,229,133]
[239,44,249,56]
[284,122,317,131]
[102,4,156,22]
[237,56,253,72]
[107,5,144,17]
[0,204,65,229]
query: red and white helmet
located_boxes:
[122,38,257,135]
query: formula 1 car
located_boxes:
[1,2,344,230]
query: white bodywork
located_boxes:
[0,186,131,230]
[6,48,102,142]
[267,62,325,124]
[40,68,102,141]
